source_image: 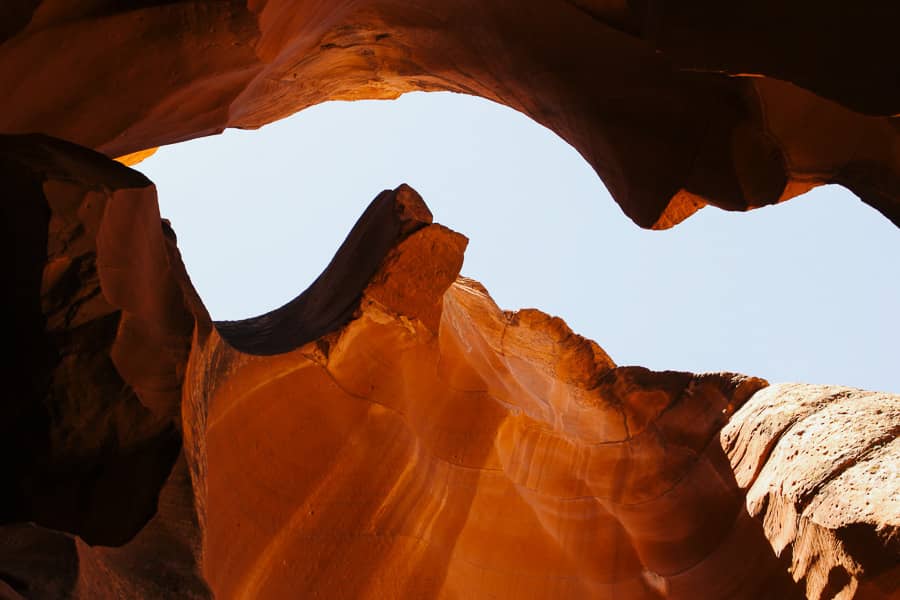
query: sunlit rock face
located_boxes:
[1,4,898,596]
[0,2,898,228]
[2,136,896,599]
[723,384,899,600]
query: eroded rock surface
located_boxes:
[723,384,899,600]
[1,134,211,598]
[2,135,896,598]
[0,1,898,227]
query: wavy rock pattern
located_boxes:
[1,135,896,598]
[2,3,898,597]
[0,2,898,227]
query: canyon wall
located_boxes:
[1,2,898,228]
[1,136,896,598]
[1,2,898,598]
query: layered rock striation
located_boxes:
[2,135,896,599]
[2,3,898,597]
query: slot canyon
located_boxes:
[1,2,897,599]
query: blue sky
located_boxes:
[138,92,900,393]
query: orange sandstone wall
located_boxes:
[0,2,898,227]
[1,136,895,598]
[2,2,898,597]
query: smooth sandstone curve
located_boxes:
[0,1,898,227]
[1,135,896,598]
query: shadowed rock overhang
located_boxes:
[1,1,898,228]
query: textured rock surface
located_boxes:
[2,135,896,598]
[2,4,898,595]
[1,1,898,227]
[1,135,211,598]
[722,384,900,600]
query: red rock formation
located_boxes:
[2,3,898,597]
[1,135,210,598]
[2,135,895,598]
[0,2,898,227]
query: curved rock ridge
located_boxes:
[2,135,895,598]
[0,1,897,227]
[215,184,435,355]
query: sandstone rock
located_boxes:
[1,134,210,598]
[2,135,895,598]
[722,384,900,600]
[0,2,897,227]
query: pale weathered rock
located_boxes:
[722,384,900,600]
